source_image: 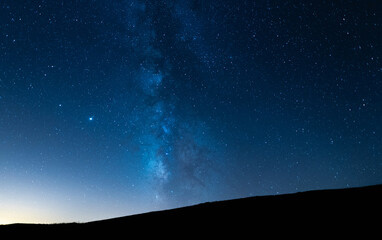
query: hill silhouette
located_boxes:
[1,184,381,236]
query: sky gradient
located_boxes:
[1,0,382,224]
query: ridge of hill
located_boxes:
[2,184,381,235]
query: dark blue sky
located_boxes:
[1,0,381,223]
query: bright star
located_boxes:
[89,117,93,121]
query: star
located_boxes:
[89,117,94,121]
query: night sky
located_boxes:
[1,0,382,224]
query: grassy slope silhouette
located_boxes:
[1,184,381,235]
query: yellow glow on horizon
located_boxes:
[0,180,147,224]
[0,219,11,225]
[0,206,54,224]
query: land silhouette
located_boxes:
[1,184,381,236]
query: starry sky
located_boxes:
[1,0,381,224]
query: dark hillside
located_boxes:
[2,184,381,236]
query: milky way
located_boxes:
[110,1,227,206]
[0,0,381,223]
